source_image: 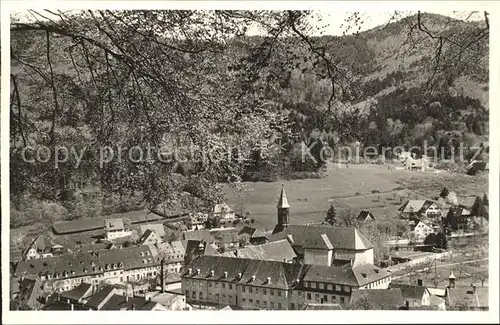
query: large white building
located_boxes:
[269,186,375,267]
[181,255,391,310]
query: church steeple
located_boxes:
[277,184,290,209]
[274,184,290,233]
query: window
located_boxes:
[255,288,259,294]
[249,299,253,303]
[277,290,282,297]
[315,294,319,301]
[249,287,253,293]
[278,303,282,309]
[335,285,341,291]
[290,303,295,310]
[199,292,203,299]
[242,298,246,303]
[319,283,325,290]
[222,283,225,289]
[242,286,245,293]
[270,302,275,309]
[263,289,267,295]
[307,293,312,300]
[344,286,350,292]
[327,284,333,290]
[215,282,219,288]
[340,297,345,304]
[315,282,319,289]
[270,290,274,296]
[209,282,212,287]
[304,281,309,288]
[229,284,232,290]
[332,295,336,301]
[192,291,196,298]
[256,300,260,305]
[323,295,328,303]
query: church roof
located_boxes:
[277,185,290,209]
[269,225,374,251]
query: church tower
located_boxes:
[273,184,290,234]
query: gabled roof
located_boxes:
[213,202,234,215]
[105,218,124,231]
[427,287,446,297]
[350,288,404,310]
[23,235,49,255]
[138,229,160,245]
[17,277,44,310]
[183,230,214,242]
[447,286,488,308]
[140,223,166,237]
[60,282,93,302]
[357,210,375,221]
[15,245,158,278]
[398,200,436,213]
[182,255,307,290]
[269,225,374,251]
[303,263,391,287]
[430,295,445,306]
[85,287,117,309]
[389,283,429,300]
[302,234,334,250]
[238,226,267,239]
[100,294,161,310]
[156,241,185,263]
[229,239,296,262]
[277,185,290,209]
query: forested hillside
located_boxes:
[10,10,489,228]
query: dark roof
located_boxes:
[302,234,334,250]
[85,286,116,309]
[100,294,160,310]
[303,263,391,287]
[447,286,488,308]
[184,240,219,260]
[389,283,428,300]
[269,225,374,250]
[238,226,267,239]
[350,288,404,310]
[17,277,44,310]
[182,255,308,290]
[15,245,158,278]
[60,282,92,301]
[23,235,49,255]
[304,303,343,310]
[42,300,88,310]
[357,210,375,221]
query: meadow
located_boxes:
[223,163,488,231]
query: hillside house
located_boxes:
[238,226,268,245]
[211,202,236,223]
[389,282,431,307]
[138,229,162,246]
[411,221,435,241]
[104,219,132,240]
[446,285,488,311]
[443,206,473,232]
[23,235,65,261]
[139,224,166,238]
[398,200,442,219]
[356,210,376,223]
[404,156,429,171]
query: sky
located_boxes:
[11,8,486,37]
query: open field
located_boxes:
[223,163,488,231]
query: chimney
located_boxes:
[67,299,70,304]
[471,284,476,294]
[417,279,423,286]
[251,275,256,282]
[160,258,165,293]
[210,270,215,277]
[448,271,456,289]
[196,268,201,275]
[267,277,271,284]
[238,272,242,279]
[70,303,74,311]
[224,271,228,278]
